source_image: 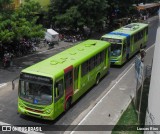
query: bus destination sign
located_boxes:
[103,38,122,43]
[20,73,52,84]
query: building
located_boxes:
[144,11,160,133]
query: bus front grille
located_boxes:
[24,103,43,110]
[27,112,41,117]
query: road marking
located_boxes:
[0,83,7,88]
[0,121,44,134]
[146,44,154,51]
[70,44,154,133]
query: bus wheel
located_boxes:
[96,74,100,85]
[66,98,71,111]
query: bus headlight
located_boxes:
[18,102,24,108]
[44,109,52,114]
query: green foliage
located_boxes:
[0,0,44,44]
[0,0,13,11]
[50,0,108,31]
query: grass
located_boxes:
[112,103,142,134]
[112,77,151,134]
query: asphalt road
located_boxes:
[0,16,158,134]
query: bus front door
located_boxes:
[54,79,64,117]
[64,66,74,109]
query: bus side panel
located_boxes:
[72,49,110,103]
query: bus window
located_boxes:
[123,43,126,53]
[100,51,105,62]
[111,44,122,57]
[19,81,52,105]
[65,71,73,89]
[74,67,79,89]
[54,80,64,101]
[90,57,95,70]
[82,61,88,76]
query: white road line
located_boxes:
[70,44,154,134]
[0,83,7,88]
[0,121,44,134]
[146,44,154,51]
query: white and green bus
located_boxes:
[18,40,110,120]
[101,23,148,65]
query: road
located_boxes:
[0,16,158,134]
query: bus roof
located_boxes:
[102,23,148,40]
[22,40,110,78]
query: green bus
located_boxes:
[18,40,110,120]
[101,23,148,65]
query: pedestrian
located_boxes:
[140,45,146,62]
[3,51,10,68]
[10,52,14,66]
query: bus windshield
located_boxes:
[111,44,122,57]
[19,80,52,105]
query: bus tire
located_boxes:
[65,98,72,111]
[96,73,100,85]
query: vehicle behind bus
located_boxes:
[101,23,148,65]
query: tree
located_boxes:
[49,0,108,34]
[78,0,108,32]
[0,0,44,45]
[0,0,13,12]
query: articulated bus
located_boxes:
[18,40,110,120]
[101,23,148,65]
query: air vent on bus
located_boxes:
[50,58,66,65]
[122,24,139,30]
[78,47,84,51]
[69,52,76,55]
[50,60,58,65]
[84,41,97,47]
[60,57,68,60]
